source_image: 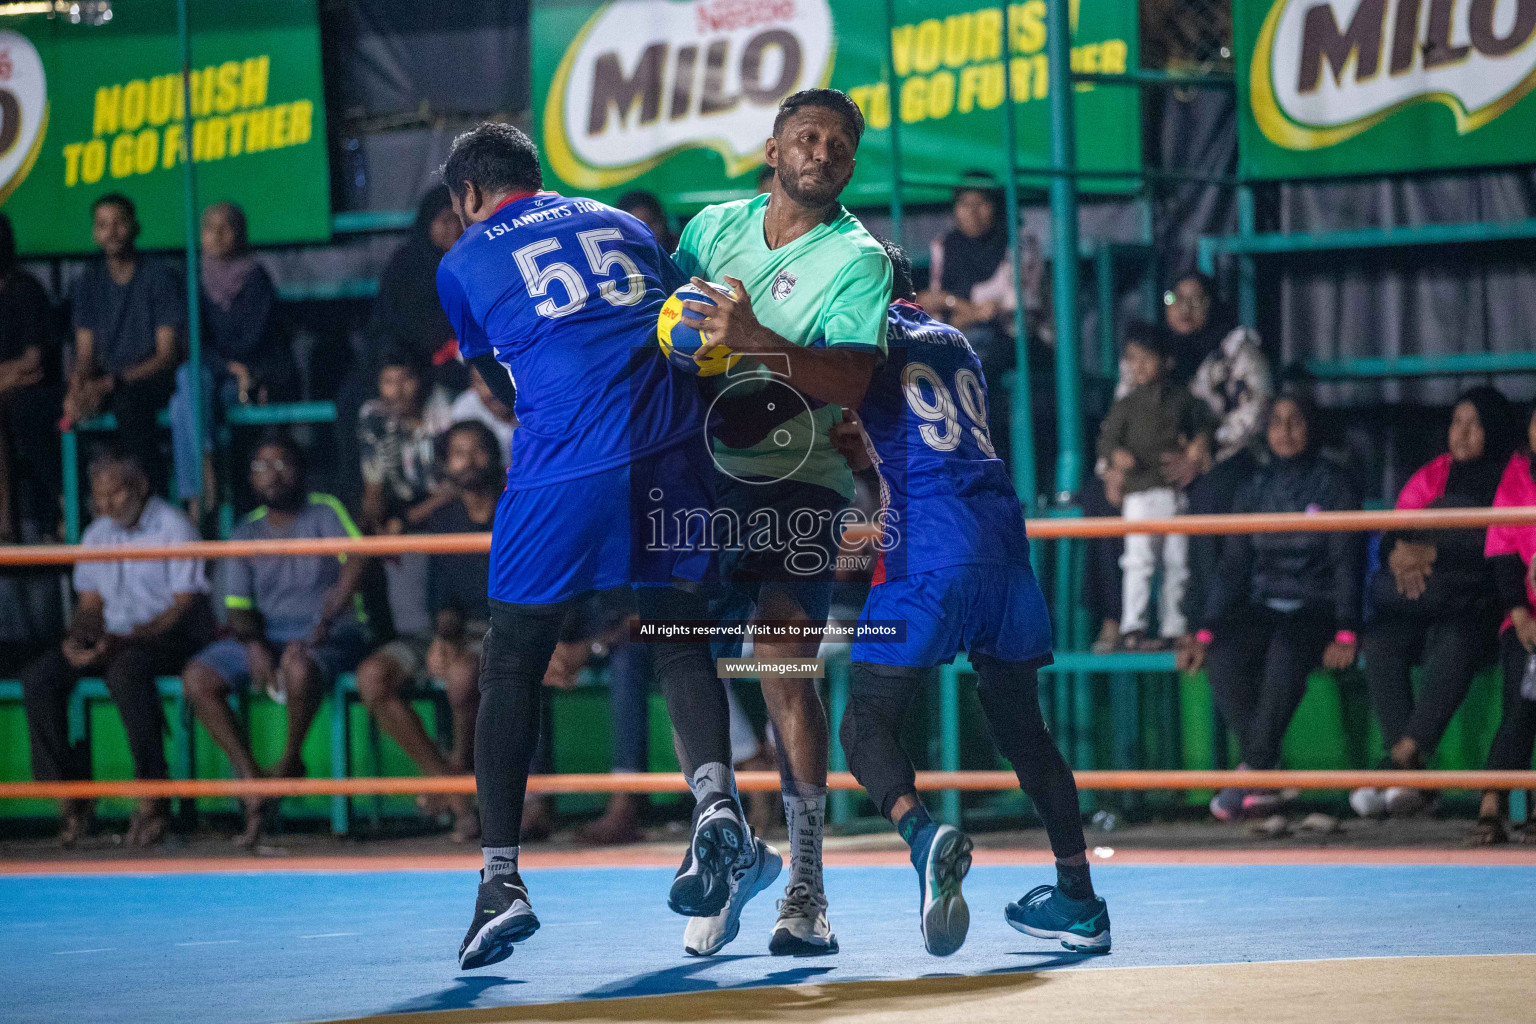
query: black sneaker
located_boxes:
[458,870,540,970]
[669,795,746,918]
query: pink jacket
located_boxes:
[1485,452,1536,626]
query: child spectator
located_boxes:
[1471,402,1536,845]
[181,434,370,847]
[355,420,504,843]
[1178,394,1361,820]
[22,446,212,848]
[1097,325,1214,650]
[169,202,298,515]
[66,194,183,493]
[1352,386,1518,818]
[0,212,61,542]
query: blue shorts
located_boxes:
[489,441,717,606]
[850,562,1053,668]
[710,478,848,659]
[190,623,370,689]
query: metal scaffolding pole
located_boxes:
[177,0,203,504]
[998,4,1037,508]
[1046,0,1082,501]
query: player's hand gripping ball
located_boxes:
[657,282,741,376]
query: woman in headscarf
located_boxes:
[918,171,1046,473]
[1469,403,1536,844]
[0,212,59,543]
[1178,391,1361,820]
[169,201,297,515]
[368,184,465,393]
[1351,385,1519,818]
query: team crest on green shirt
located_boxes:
[770,269,797,301]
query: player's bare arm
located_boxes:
[682,275,875,408]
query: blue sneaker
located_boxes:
[1005,884,1111,954]
[669,797,747,918]
[919,824,972,956]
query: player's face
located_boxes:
[1123,342,1166,388]
[90,465,149,529]
[445,430,496,490]
[201,208,239,260]
[953,190,996,239]
[1164,277,1211,336]
[249,444,300,507]
[430,206,463,252]
[1267,398,1309,460]
[1448,400,1486,462]
[767,107,857,208]
[378,365,423,417]
[92,203,136,258]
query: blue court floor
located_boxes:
[4,864,1535,1024]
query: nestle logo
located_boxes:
[695,0,797,34]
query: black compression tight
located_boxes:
[841,655,1087,861]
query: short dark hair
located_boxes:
[92,192,136,221]
[86,442,146,483]
[440,122,542,201]
[379,344,430,379]
[616,190,665,220]
[441,419,505,473]
[1122,321,1168,359]
[876,236,914,303]
[252,429,307,478]
[772,89,865,146]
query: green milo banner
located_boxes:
[1236,0,1536,179]
[0,0,329,255]
[532,0,1141,211]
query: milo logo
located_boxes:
[0,32,47,205]
[544,0,834,189]
[1251,0,1536,149]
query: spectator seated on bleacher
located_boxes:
[1351,386,1518,819]
[449,364,516,468]
[368,184,466,395]
[65,194,183,495]
[1471,402,1536,845]
[22,445,212,848]
[168,201,300,517]
[616,190,676,251]
[1177,393,1361,821]
[0,212,62,543]
[354,420,504,844]
[181,433,369,848]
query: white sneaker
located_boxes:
[684,833,782,956]
[769,881,838,955]
[1350,787,1387,818]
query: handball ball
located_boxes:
[657,282,741,377]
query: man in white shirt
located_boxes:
[21,446,211,848]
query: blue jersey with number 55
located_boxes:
[859,300,1031,580]
[437,192,701,488]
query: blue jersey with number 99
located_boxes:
[437,192,701,488]
[858,300,1032,580]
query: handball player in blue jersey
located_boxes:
[435,124,754,970]
[830,240,1111,956]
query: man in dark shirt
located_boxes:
[355,419,501,842]
[65,194,183,492]
[0,212,60,541]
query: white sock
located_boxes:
[483,845,519,880]
[688,761,740,810]
[782,782,826,894]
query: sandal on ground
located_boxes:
[1465,817,1508,846]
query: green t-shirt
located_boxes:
[674,194,891,500]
